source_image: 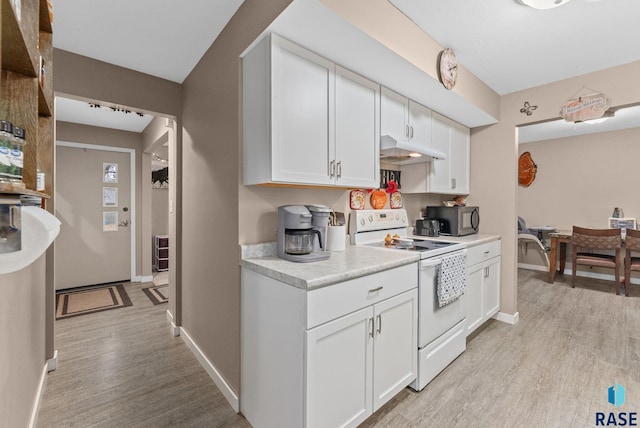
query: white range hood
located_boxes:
[379,135,447,165]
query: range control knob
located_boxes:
[368,215,374,223]
[360,218,366,226]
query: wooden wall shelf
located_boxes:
[1,0,38,77]
[0,183,49,198]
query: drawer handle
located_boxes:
[368,286,383,293]
[484,251,490,255]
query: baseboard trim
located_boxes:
[166,310,180,336]
[29,362,48,428]
[517,263,547,272]
[47,350,58,372]
[494,311,519,325]
[519,263,640,285]
[131,275,154,283]
[180,327,239,412]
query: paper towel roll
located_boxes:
[0,206,60,275]
[326,225,346,252]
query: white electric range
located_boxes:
[350,209,468,390]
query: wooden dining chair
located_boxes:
[571,226,622,294]
[623,228,640,297]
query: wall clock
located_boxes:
[437,48,458,90]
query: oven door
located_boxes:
[418,256,466,348]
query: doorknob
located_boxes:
[118,219,130,227]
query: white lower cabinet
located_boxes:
[465,240,501,336]
[241,264,418,428]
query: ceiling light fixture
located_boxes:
[518,0,572,9]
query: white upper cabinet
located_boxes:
[380,87,432,148]
[401,112,470,195]
[429,112,470,195]
[243,33,379,188]
[270,36,335,185]
[334,66,380,188]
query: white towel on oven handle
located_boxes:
[437,251,467,307]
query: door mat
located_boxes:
[56,284,132,320]
[142,284,168,305]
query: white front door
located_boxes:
[55,144,133,289]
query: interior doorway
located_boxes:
[55,142,136,289]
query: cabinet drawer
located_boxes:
[467,240,501,267]
[306,263,417,329]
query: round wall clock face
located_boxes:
[437,48,458,90]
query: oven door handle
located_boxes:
[420,259,442,269]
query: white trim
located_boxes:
[56,141,137,281]
[166,310,180,336]
[494,311,519,325]
[517,263,547,272]
[180,326,239,412]
[47,350,58,372]
[518,263,640,285]
[28,363,48,428]
[133,275,154,283]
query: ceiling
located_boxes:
[53,0,640,139]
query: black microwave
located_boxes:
[425,206,480,236]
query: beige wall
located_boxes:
[518,127,640,271]
[0,256,46,427]
[152,189,169,239]
[181,0,293,394]
[471,60,640,316]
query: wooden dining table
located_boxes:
[548,230,573,283]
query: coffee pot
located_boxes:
[277,205,331,262]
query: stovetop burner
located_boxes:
[368,238,458,252]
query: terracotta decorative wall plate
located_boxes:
[370,189,387,209]
[518,151,537,187]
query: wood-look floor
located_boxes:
[37,271,640,427]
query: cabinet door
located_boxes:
[381,87,409,140]
[449,123,470,194]
[372,289,418,411]
[271,39,335,185]
[428,112,453,193]
[465,262,484,336]
[408,101,432,148]
[335,67,380,188]
[306,306,374,428]
[483,258,501,319]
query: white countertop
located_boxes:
[241,244,419,290]
[240,234,500,290]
